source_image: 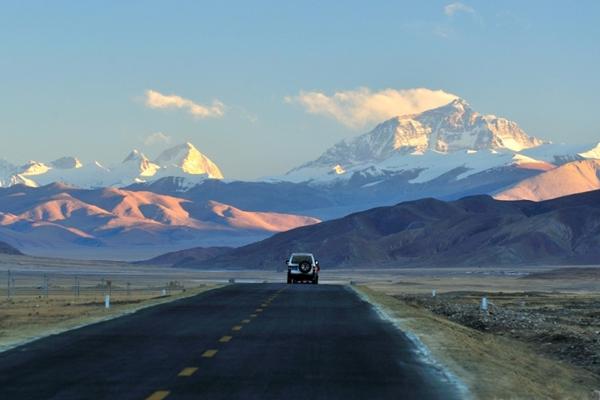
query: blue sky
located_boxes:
[1,1,599,179]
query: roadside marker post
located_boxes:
[432,289,436,298]
[105,295,110,309]
[480,296,488,315]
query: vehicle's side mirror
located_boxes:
[285,259,289,264]
[315,260,319,265]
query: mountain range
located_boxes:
[0,183,318,259]
[3,99,599,202]
[157,189,600,269]
[285,98,546,181]
[0,142,223,189]
[128,100,600,222]
[3,97,600,259]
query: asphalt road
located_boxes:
[0,284,461,399]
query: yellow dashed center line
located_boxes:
[145,289,288,400]
[178,367,198,377]
[202,349,218,358]
[145,390,170,400]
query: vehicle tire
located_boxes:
[298,261,311,274]
[312,275,318,284]
[287,275,291,284]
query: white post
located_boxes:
[104,295,110,309]
[432,289,436,298]
[480,296,488,312]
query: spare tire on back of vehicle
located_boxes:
[298,261,312,273]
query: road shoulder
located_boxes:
[0,284,222,353]
[355,285,598,400]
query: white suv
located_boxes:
[286,253,320,284]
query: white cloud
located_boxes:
[144,132,172,146]
[444,2,475,17]
[144,89,225,118]
[285,88,459,129]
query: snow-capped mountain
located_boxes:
[253,98,600,215]
[154,142,223,179]
[0,142,223,189]
[33,161,112,188]
[285,99,548,182]
[519,142,600,165]
[122,150,160,177]
[108,150,161,185]
[0,160,21,187]
[50,156,83,169]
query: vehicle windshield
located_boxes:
[291,255,312,264]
